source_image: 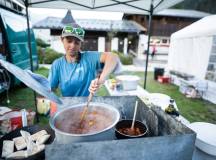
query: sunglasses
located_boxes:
[63,26,85,37]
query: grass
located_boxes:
[0,68,216,124]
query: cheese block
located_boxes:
[2,140,14,157]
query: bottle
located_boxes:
[165,99,179,116]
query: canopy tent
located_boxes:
[168,15,216,79]
[8,0,183,122]
[13,0,183,89]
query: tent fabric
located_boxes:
[14,0,183,15]
[154,9,210,18]
[171,15,216,39]
[168,15,216,79]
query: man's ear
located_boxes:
[61,37,64,42]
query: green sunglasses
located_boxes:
[63,26,85,37]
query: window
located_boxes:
[162,39,168,44]
[205,36,216,82]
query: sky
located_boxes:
[29,8,123,24]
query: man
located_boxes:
[48,24,118,96]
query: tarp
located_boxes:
[168,15,216,79]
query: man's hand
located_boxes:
[88,78,104,94]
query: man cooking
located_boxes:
[48,23,119,96]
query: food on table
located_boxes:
[1,140,14,157]
[13,136,26,150]
[6,150,27,159]
[31,130,48,141]
[36,134,50,145]
[1,129,50,159]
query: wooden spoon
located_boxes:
[80,72,101,126]
[131,100,138,130]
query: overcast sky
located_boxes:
[29,8,123,24]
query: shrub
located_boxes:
[37,47,63,64]
[36,38,50,48]
[112,50,133,65]
[44,48,63,64]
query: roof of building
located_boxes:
[61,10,76,24]
[154,9,211,18]
[33,17,146,33]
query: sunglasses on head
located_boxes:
[63,26,85,36]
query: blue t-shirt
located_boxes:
[48,51,102,97]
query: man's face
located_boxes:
[62,36,81,56]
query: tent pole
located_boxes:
[25,0,39,123]
[144,1,154,89]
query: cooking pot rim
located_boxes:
[49,102,120,136]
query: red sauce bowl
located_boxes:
[115,119,148,139]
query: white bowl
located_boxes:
[116,75,140,91]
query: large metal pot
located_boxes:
[49,102,120,144]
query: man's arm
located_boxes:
[88,52,118,94]
[99,52,118,83]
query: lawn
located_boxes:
[0,67,216,124]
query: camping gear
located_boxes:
[49,102,120,144]
[158,76,170,83]
[154,68,164,80]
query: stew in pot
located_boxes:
[54,106,114,134]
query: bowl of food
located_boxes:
[115,119,148,139]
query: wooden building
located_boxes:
[124,9,210,44]
[33,10,146,54]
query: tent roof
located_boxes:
[154,9,211,18]
[125,9,211,18]
[171,15,216,39]
[14,0,183,15]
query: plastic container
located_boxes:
[116,75,140,91]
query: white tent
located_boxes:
[168,15,216,104]
[168,15,216,79]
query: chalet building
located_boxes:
[123,9,210,46]
[123,9,211,61]
[33,10,146,55]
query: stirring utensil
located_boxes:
[80,72,101,125]
[131,100,138,130]
[80,93,93,123]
